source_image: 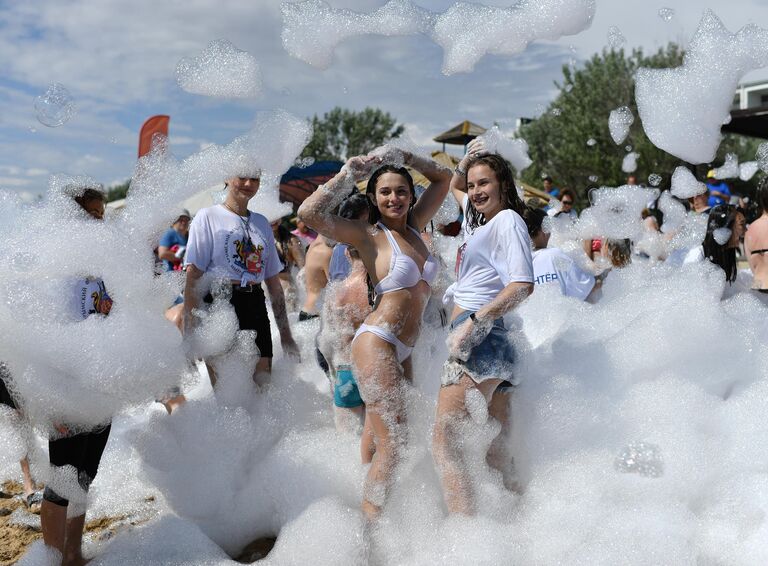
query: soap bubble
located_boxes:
[608,106,634,145]
[757,142,768,172]
[586,138,597,147]
[615,441,664,478]
[622,152,638,173]
[551,107,562,117]
[658,7,675,22]
[713,153,740,179]
[588,175,599,183]
[176,39,262,98]
[739,161,758,182]
[34,83,76,127]
[648,173,662,187]
[670,166,707,198]
[607,25,626,48]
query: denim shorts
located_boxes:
[443,311,517,388]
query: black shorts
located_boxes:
[205,284,273,358]
[0,363,16,410]
[44,424,111,506]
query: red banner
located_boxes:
[137,115,170,158]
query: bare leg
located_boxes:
[63,513,88,566]
[164,303,184,333]
[432,374,501,515]
[41,499,67,558]
[486,389,519,492]
[352,333,406,521]
[20,457,35,497]
[360,410,375,464]
[161,394,186,414]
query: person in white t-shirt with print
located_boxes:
[434,141,534,515]
[183,175,298,384]
[523,206,598,302]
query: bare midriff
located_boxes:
[363,282,431,346]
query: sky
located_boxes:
[1,0,768,199]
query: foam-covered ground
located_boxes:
[8,256,768,565]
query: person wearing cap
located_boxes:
[706,169,732,208]
[158,209,191,271]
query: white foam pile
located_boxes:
[176,40,262,99]
[281,0,596,75]
[714,153,740,179]
[670,166,707,198]
[608,106,634,145]
[0,110,309,438]
[607,26,626,48]
[35,82,76,127]
[622,151,639,173]
[757,142,768,173]
[740,161,759,181]
[477,126,532,172]
[572,185,659,241]
[636,11,768,164]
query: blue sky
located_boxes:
[1,0,768,199]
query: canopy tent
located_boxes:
[722,107,768,139]
[279,160,344,207]
[433,120,487,151]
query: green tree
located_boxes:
[519,44,761,206]
[302,107,405,161]
[106,180,130,202]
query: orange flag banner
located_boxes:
[137,115,170,158]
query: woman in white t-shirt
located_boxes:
[184,175,298,383]
[434,142,534,515]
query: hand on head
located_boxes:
[465,138,488,159]
[345,155,379,182]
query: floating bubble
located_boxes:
[608,106,634,145]
[176,39,262,98]
[670,166,706,198]
[607,25,626,48]
[586,138,597,147]
[34,83,76,128]
[615,441,664,478]
[588,175,599,183]
[551,107,562,117]
[740,161,759,181]
[658,7,675,22]
[757,142,768,172]
[648,173,662,187]
[564,83,573,93]
[622,152,639,173]
[295,156,316,168]
[713,153,740,179]
[625,145,633,152]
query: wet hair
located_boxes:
[464,154,526,231]
[703,204,744,283]
[604,238,632,268]
[559,187,576,202]
[756,176,768,214]
[522,206,547,238]
[73,187,106,214]
[365,165,415,225]
[338,193,370,221]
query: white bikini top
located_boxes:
[374,222,439,295]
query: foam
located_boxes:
[622,152,639,173]
[478,126,532,172]
[281,0,596,75]
[658,7,675,22]
[176,40,262,99]
[607,26,626,48]
[757,142,768,172]
[714,153,740,179]
[608,106,634,145]
[670,166,707,198]
[34,83,76,128]
[636,11,768,163]
[739,161,759,181]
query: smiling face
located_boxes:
[373,172,413,220]
[227,176,261,201]
[467,163,504,220]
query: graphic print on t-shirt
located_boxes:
[77,278,112,320]
[227,229,264,275]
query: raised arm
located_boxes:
[297,156,375,250]
[449,138,485,212]
[407,152,453,230]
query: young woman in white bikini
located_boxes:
[298,149,451,520]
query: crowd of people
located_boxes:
[3,140,767,565]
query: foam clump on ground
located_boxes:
[176,40,262,98]
[608,106,634,145]
[636,11,768,164]
[670,166,706,198]
[281,0,596,75]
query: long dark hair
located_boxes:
[703,204,743,283]
[365,165,415,225]
[464,154,525,231]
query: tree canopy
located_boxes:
[518,44,761,205]
[301,107,404,162]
